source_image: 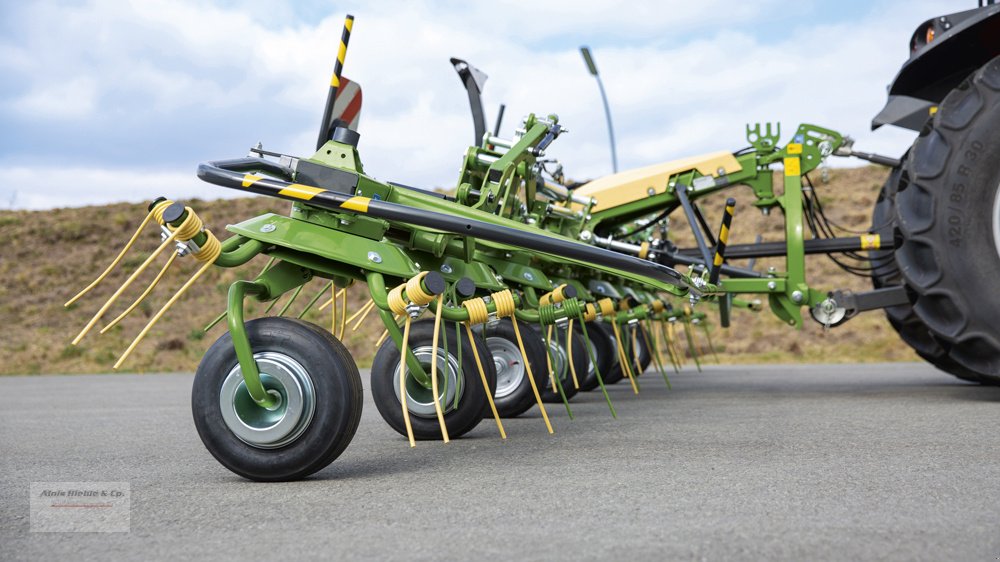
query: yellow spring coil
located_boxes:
[486,290,554,434]
[65,199,173,308]
[597,298,615,317]
[74,205,201,346]
[114,224,223,369]
[461,297,506,439]
[538,284,568,306]
[405,271,435,306]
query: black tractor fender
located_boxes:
[872,4,1000,131]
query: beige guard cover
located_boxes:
[572,151,742,212]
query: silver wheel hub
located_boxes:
[392,346,463,418]
[545,331,569,382]
[487,336,525,399]
[220,351,316,449]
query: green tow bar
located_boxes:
[227,280,279,409]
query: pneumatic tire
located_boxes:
[871,163,981,383]
[593,322,624,385]
[894,54,1000,383]
[371,319,497,440]
[537,325,587,403]
[575,321,615,391]
[478,318,549,418]
[192,317,364,482]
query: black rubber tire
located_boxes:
[478,318,549,418]
[871,164,982,383]
[575,321,615,391]
[630,324,654,375]
[592,322,624,384]
[192,317,363,482]
[371,319,497,440]
[894,54,1000,384]
[537,325,587,403]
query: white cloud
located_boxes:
[0,0,964,208]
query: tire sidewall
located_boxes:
[192,317,362,481]
[370,319,495,439]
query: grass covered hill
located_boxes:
[0,164,918,375]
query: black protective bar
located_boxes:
[675,183,714,267]
[660,250,763,279]
[197,159,691,290]
[832,286,910,313]
[677,235,893,260]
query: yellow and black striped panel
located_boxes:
[330,15,354,88]
[712,199,736,267]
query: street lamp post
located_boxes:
[580,46,618,173]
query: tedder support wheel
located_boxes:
[871,164,981,383]
[478,318,549,418]
[538,324,588,403]
[371,319,496,440]
[575,321,615,391]
[894,54,1000,384]
[192,317,364,482]
[631,323,653,376]
[592,322,624,385]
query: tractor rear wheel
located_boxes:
[894,54,1000,384]
[871,163,981,383]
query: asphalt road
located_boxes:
[2,363,999,561]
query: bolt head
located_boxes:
[767,281,777,290]
[791,290,804,303]
[440,264,453,274]
[260,224,277,233]
[523,271,534,281]
[367,251,382,263]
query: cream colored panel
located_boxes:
[573,151,741,212]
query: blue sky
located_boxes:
[0,0,964,209]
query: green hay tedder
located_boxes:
[67,5,1000,480]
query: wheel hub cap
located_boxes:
[392,346,463,418]
[220,352,316,449]
[487,336,525,399]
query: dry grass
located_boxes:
[668,165,918,365]
[0,164,915,375]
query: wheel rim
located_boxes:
[391,346,463,418]
[220,351,316,449]
[487,336,525,399]
[545,332,569,381]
